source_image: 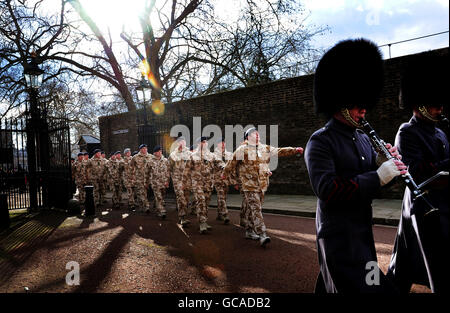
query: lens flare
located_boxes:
[139,59,161,90]
[151,99,165,115]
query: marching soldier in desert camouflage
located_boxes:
[213,138,234,224]
[72,152,87,204]
[86,149,106,208]
[131,144,152,213]
[149,146,170,219]
[223,128,304,247]
[122,148,135,211]
[169,137,192,227]
[182,136,215,234]
[108,151,125,209]
[99,151,108,203]
[188,145,196,216]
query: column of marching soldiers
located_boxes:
[71,133,304,247]
[68,38,448,293]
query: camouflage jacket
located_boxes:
[130,152,152,185]
[168,147,191,186]
[107,159,125,185]
[213,148,235,186]
[101,158,109,180]
[149,156,170,188]
[223,142,297,192]
[182,148,215,190]
[87,156,105,182]
[122,155,134,185]
[72,160,87,185]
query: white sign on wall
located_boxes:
[112,129,129,135]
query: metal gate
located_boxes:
[0,116,72,210]
[0,117,33,210]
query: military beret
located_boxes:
[124,148,131,154]
[244,128,257,140]
[83,152,89,156]
[114,151,121,155]
[77,152,83,157]
[196,136,209,143]
[101,151,105,154]
[139,144,147,150]
[132,151,138,156]
[93,149,101,154]
[110,152,115,158]
[153,145,162,153]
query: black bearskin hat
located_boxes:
[313,38,384,118]
[399,53,449,110]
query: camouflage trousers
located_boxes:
[215,183,229,216]
[99,180,106,200]
[243,191,266,235]
[193,186,213,224]
[173,181,190,217]
[124,183,135,207]
[111,184,122,207]
[92,180,102,207]
[76,184,85,204]
[240,188,247,224]
[135,183,150,211]
[152,186,167,214]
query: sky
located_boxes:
[301,0,449,59]
[73,0,449,59]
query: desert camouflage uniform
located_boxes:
[72,159,87,203]
[108,158,124,208]
[99,158,108,202]
[224,142,297,235]
[149,155,171,215]
[122,155,135,208]
[182,148,215,224]
[130,151,152,212]
[86,156,106,207]
[213,148,234,218]
[169,147,191,218]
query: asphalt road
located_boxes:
[0,204,430,293]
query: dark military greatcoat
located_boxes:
[305,118,395,293]
[387,115,449,293]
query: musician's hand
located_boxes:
[377,159,402,186]
[393,159,408,175]
[296,147,304,155]
[385,143,402,160]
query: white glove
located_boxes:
[377,159,401,186]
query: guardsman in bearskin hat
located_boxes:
[387,53,449,293]
[304,38,407,293]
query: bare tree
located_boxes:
[0,0,70,118]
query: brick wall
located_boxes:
[99,47,448,199]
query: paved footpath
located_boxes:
[210,194,403,226]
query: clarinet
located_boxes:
[359,118,437,215]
